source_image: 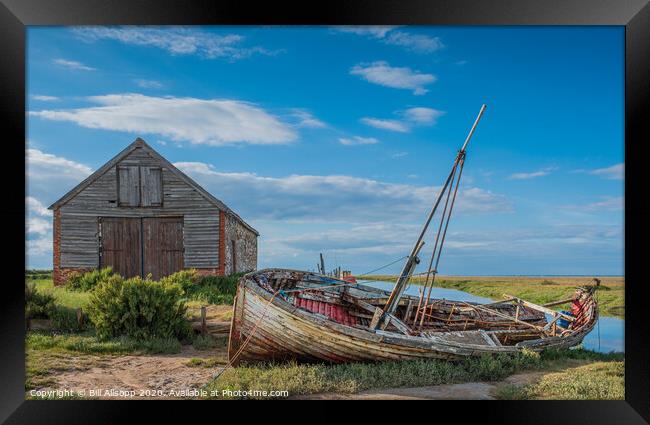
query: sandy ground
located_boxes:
[43,345,227,400]
[290,372,544,400]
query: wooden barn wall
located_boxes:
[58,147,221,269]
[224,213,258,274]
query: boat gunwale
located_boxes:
[230,268,599,357]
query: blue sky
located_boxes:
[26,26,624,275]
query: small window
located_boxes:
[117,166,163,207]
[141,167,163,207]
[117,166,140,207]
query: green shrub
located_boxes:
[66,267,120,291]
[160,269,201,292]
[86,275,189,340]
[25,282,56,319]
[540,280,557,286]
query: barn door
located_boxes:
[143,217,184,280]
[100,217,183,280]
[100,217,142,279]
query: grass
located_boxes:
[202,348,623,399]
[186,357,225,368]
[30,279,92,310]
[27,331,182,355]
[192,334,220,351]
[181,273,243,306]
[362,275,624,319]
[496,361,624,400]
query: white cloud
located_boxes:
[589,163,624,180]
[402,107,445,124]
[339,136,379,146]
[27,217,52,235]
[392,152,408,158]
[383,31,444,54]
[31,95,59,101]
[134,79,163,89]
[29,93,298,146]
[360,118,409,133]
[561,196,624,212]
[73,27,279,61]
[333,26,399,39]
[25,195,54,259]
[53,58,96,71]
[333,26,444,54]
[350,61,436,95]
[174,161,512,222]
[26,149,92,206]
[508,167,556,180]
[292,110,327,128]
[27,236,52,256]
[362,107,444,133]
[26,197,52,217]
[27,148,92,179]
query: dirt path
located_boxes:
[44,345,227,399]
[291,372,544,400]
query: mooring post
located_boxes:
[201,306,207,335]
[76,307,84,329]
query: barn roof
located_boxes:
[48,138,259,236]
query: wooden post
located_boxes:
[76,308,84,329]
[201,306,207,335]
[319,253,325,275]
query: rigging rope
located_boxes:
[416,154,466,327]
[415,160,458,324]
[356,255,409,277]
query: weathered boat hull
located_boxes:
[228,269,598,365]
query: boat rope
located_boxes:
[212,289,281,382]
[356,255,409,277]
[415,160,458,325]
[416,154,466,327]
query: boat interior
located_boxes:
[249,269,597,348]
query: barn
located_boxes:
[48,138,258,285]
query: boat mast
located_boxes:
[370,104,487,330]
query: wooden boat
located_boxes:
[228,105,598,364]
[228,269,598,364]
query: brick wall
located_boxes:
[52,208,62,285]
[193,268,223,277]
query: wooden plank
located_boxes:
[503,294,575,322]
[385,313,412,336]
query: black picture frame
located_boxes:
[2,0,648,422]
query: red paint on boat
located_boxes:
[294,296,357,326]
